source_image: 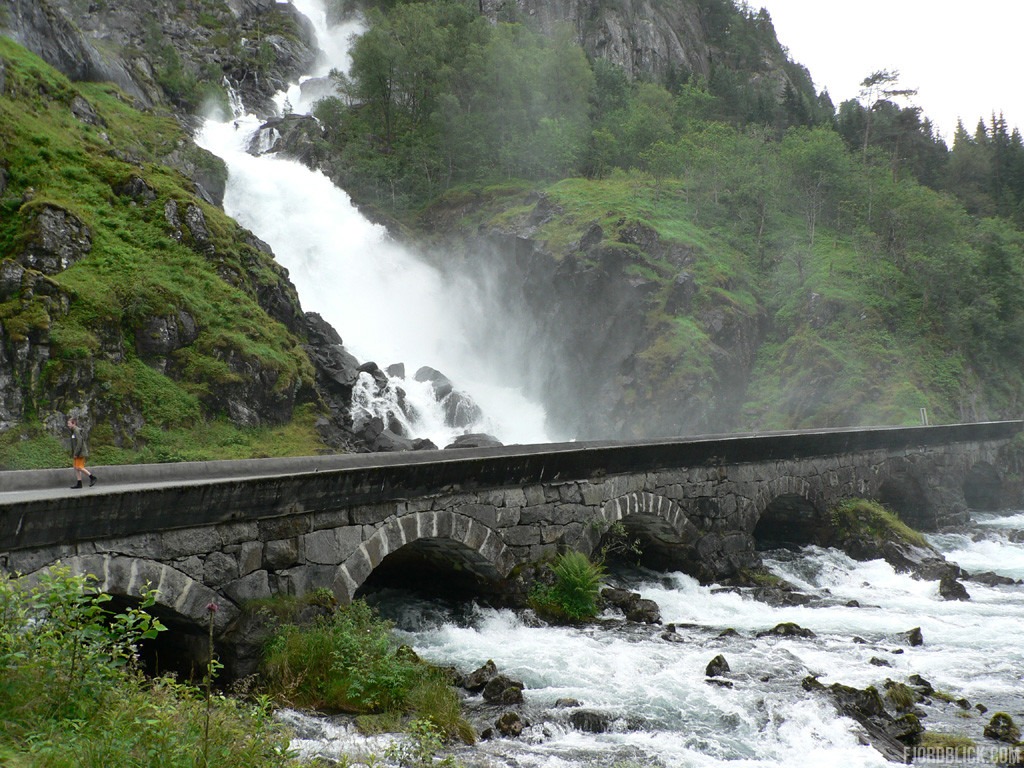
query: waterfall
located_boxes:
[198,0,553,449]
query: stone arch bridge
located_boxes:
[1,421,1020,651]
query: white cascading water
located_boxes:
[196,4,1024,765]
[273,512,1024,767]
[197,0,552,449]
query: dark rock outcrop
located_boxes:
[705,654,730,678]
[802,677,923,763]
[568,709,612,734]
[756,622,816,639]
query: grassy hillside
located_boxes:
[0,38,332,468]
[429,157,1024,432]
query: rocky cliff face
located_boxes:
[1,0,317,118]
[493,0,711,85]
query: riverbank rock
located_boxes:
[599,587,662,624]
[495,711,525,738]
[461,660,498,692]
[802,676,923,762]
[483,674,525,705]
[984,712,1021,743]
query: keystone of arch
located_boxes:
[22,554,240,634]
[331,510,516,604]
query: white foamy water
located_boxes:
[196,0,552,449]
[339,511,1023,768]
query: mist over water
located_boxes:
[196,0,553,448]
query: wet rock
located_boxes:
[756,622,816,639]
[968,571,1020,586]
[482,674,525,705]
[554,698,581,708]
[705,654,730,677]
[870,657,892,667]
[705,678,734,688]
[718,628,740,638]
[938,574,970,601]
[569,710,611,733]
[902,627,924,647]
[906,674,934,697]
[625,598,662,624]
[984,712,1021,743]
[495,711,524,738]
[802,677,923,762]
[462,660,497,692]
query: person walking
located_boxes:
[67,417,97,488]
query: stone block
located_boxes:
[457,503,499,528]
[519,503,557,526]
[494,506,520,527]
[351,502,396,525]
[264,538,300,570]
[258,516,310,541]
[203,550,239,587]
[540,524,564,544]
[304,528,343,565]
[222,570,270,606]
[557,484,583,504]
[312,508,350,530]
[173,555,203,581]
[501,525,541,547]
[161,527,218,559]
[580,483,606,506]
[216,521,258,546]
[503,488,527,508]
[523,485,546,506]
[237,541,263,576]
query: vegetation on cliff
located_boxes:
[0,38,339,468]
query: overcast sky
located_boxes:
[755,0,1024,144]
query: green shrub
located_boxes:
[830,498,929,548]
[261,599,473,743]
[529,550,605,622]
[0,566,295,767]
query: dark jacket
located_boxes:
[70,426,89,459]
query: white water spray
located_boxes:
[197,0,552,448]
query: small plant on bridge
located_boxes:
[529,550,606,622]
[260,599,474,744]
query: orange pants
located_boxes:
[73,457,86,470]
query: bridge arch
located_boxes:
[22,554,241,633]
[331,511,516,603]
[752,493,831,551]
[20,555,244,680]
[578,492,700,569]
[964,461,1003,510]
